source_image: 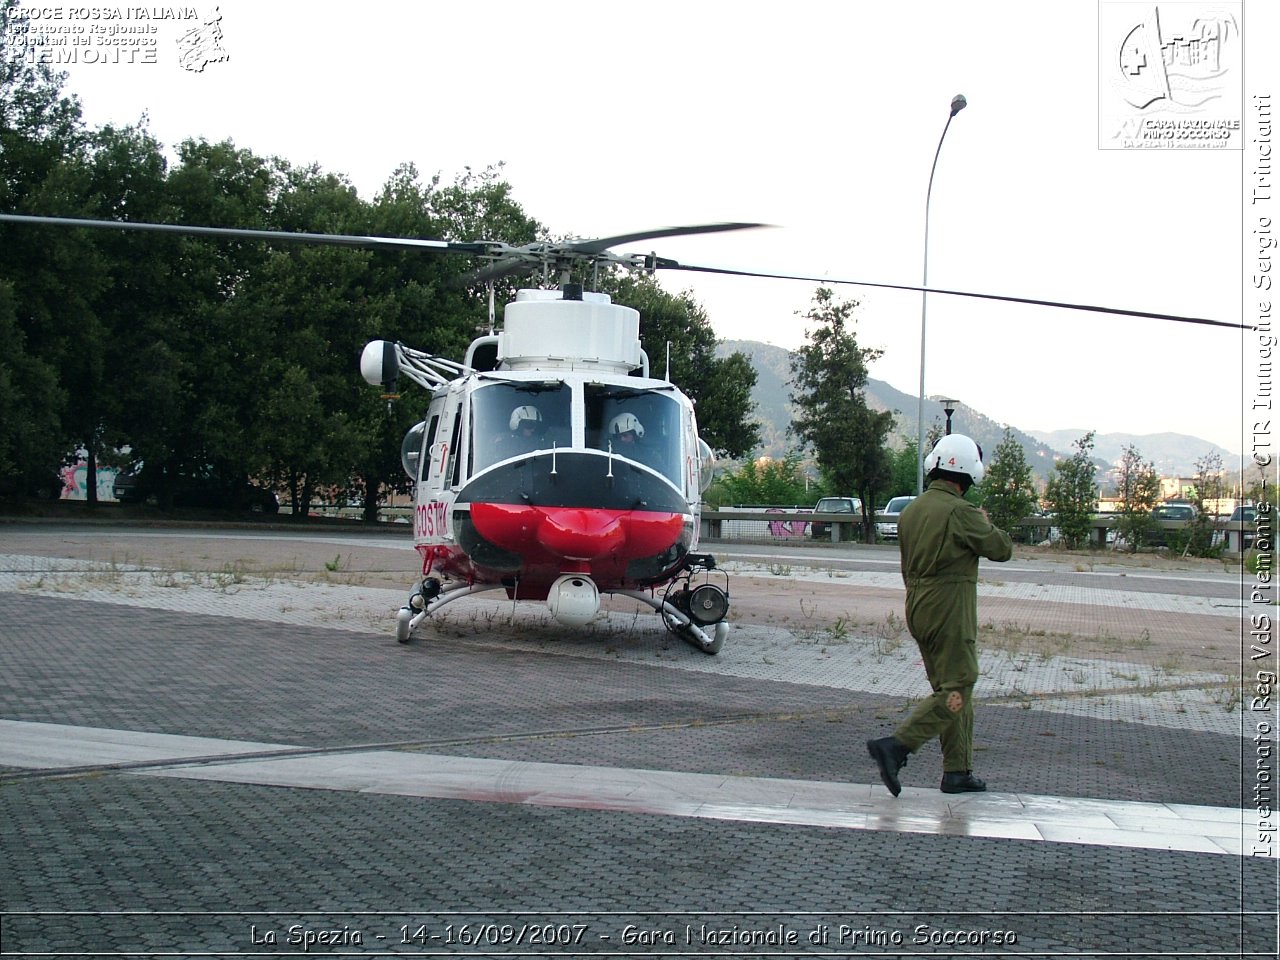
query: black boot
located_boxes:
[940,770,987,793]
[866,737,910,797]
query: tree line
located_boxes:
[0,10,758,515]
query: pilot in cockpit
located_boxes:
[607,413,644,451]
[502,405,546,454]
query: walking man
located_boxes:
[867,434,1013,796]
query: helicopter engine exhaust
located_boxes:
[546,574,600,627]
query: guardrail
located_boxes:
[701,509,853,542]
[700,509,1255,552]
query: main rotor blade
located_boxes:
[0,213,491,255]
[6,213,1231,329]
[563,222,769,254]
[650,258,1244,331]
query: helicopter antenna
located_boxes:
[665,341,672,383]
[486,282,496,334]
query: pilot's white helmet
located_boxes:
[608,413,645,438]
[510,405,542,431]
[924,434,985,485]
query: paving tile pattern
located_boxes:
[0,774,1272,956]
[0,594,1244,806]
[0,529,1271,958]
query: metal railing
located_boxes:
[699,509,1256,552]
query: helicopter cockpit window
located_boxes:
[585,384,682,485]
[469,380,572,474]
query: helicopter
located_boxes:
[354,224,766,653]
[360,275,733,654]
[0,213,1244,654]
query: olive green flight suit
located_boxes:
[894,480,1013,772]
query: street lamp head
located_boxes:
[940,398,959,436]
[950,94,968,116]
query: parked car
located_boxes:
[809,496,864,540]
[1219,504,1257,550]
[111,466,145,504]
[1148,502,1196,548]
[875,495,916,541]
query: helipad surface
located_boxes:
[0,525,1274,957]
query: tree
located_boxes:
[715,455,812,506]
[788,288,894,542]
[107,138,283,509]
[227,162,374,514]
[883,445,920,501]
[1044,431,1098,549]
[1183,452,1226,557]
[0,280,65,496]
[981,428,1040,541]
[1113,443,1160,552]
[0,2,87,214]
[71,121,173,504]
[0,1,91,495]
[926,417,945,453]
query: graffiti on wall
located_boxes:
[58,462,120,501]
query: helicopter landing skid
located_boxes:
[613,590,728,655]
[396,582,507,643]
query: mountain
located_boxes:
[716,340,1233,481]
[1027,429,1241,478]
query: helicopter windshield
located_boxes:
[586,383,683,485]
[470,380,572,473]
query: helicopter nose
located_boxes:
[536,509,625,560]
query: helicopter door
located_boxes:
[416,391,461,542]
[417,413,440,481]
[682,408,700,499]
[446,405,465,488]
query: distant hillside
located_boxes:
[1028,429,1241,478]
[717,339,1231,481]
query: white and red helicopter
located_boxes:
[0,213,1243,654]
[357,225,756,652]
[361,272,733,653]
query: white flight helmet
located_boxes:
[509,405,542,431]
[925,434,985,485]
[608,413,645,438]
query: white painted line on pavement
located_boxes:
[0,720,1260,859]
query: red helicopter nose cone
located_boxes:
[536,509,625,560]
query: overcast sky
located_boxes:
[37,0,1276,455]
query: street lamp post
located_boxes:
[916,93,967,494]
